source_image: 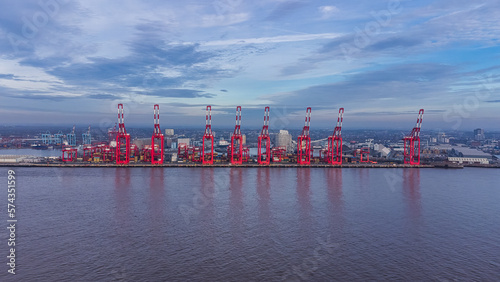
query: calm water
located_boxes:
[0,167,499,281]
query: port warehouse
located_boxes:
[0,155,40,163]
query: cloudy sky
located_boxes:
[0,0,499,130]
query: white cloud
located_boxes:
[0,59,66,93]
[203,33,342,46]
[319,5,339,19]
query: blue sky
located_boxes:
[0,0,499,130]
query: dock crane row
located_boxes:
[57,104,425,166]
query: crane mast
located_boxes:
[258,107,271,165]
[327,108,344,165]
[116,103,130,164]
[403,109,424,165]
[151,104,164,164]
[230,106,243,165]
[297,107,312,165]
[202,105,214,165]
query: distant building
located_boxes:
[165,137,173,148]
[218,138,229,146]
[373,144,391,158]
[177,138,190,146]
[165,129,174,136]
[165,152,178,162]
[275,130,293,152]
[228,134,246,144]
[452,146,492,159]
[0,155,41,163]
[448,157,489,165]
[438,133,449,144]
[474,128,485,141]
[132,138,150,148]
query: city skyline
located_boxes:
[0,0,499,129]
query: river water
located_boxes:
[0,167,499,281]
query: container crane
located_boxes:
[151,104,164,164]
[327,108,344,165]
[116,103,130,164]
[62,145,77,162]
[202,105,214,165]
[258,107,270,165]
[230,106,243,165]
[67,125,76,146]
[54,131,64,146]
[297,107,312,165]
[82,125,91,145]
[403,109,424,165]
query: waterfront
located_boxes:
[1,167,499,281]
[0,148,61,157]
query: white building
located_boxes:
[177,138,190,146]
[165,129,174,136]
[275,130,293,152]
[0,155,28,163]
[373,144,391,157]
[448,157,489,165]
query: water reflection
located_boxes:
[326,168,344,237]
[256,168,271,222]
[403,169,421,221]
[326,168,343,212]
[114,168,131,229]
[200,167,216,239]
[148,168,165,239]
[229,168,244,244]
[359,168,370,188]
[296,168,312,238]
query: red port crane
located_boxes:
[354,147,370,163]
[403,109,424,165]
[271,146,286,162]
[230,106,243,165]
[297,107,312,165]
[62,145,77,162]
[151,104,164,164]
[108,123,118,142]
[258,107,270,165]
[116,103,130,164]
[202,105,214,165]
[327,108,344,165]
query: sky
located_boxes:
[0,0,499,131]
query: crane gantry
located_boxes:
[403,109,424,165]
[258,107,270,165]
[297,107,312,165]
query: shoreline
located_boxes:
[0,163,459,168]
